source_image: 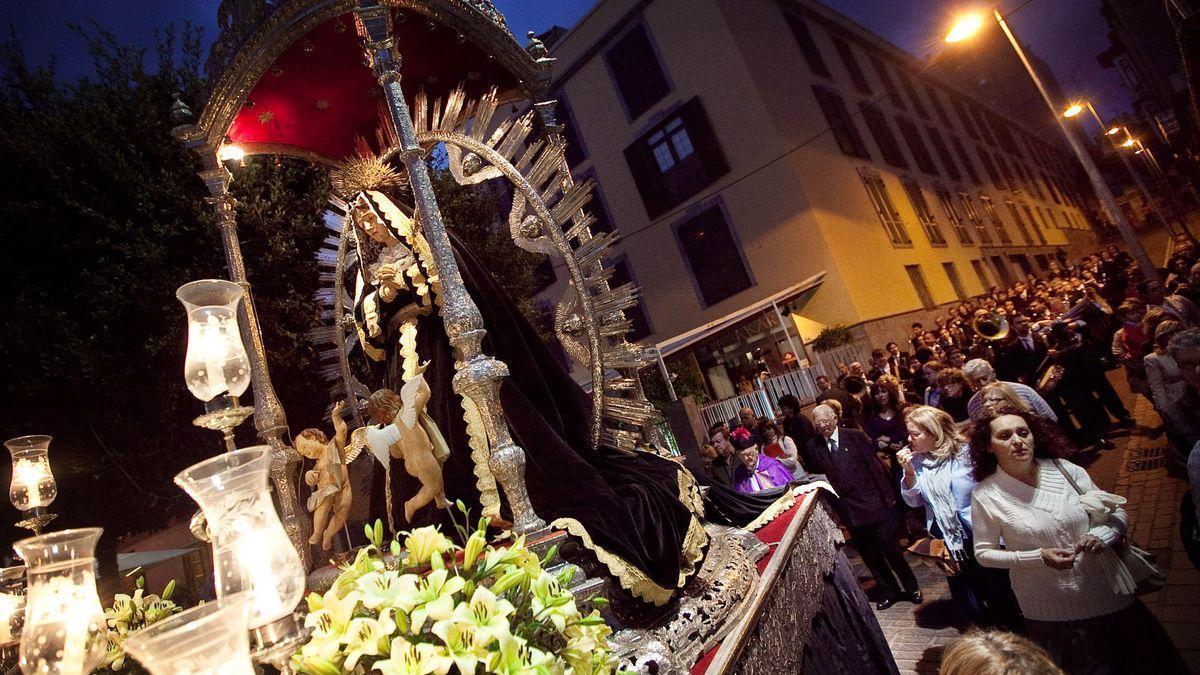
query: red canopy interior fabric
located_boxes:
[227,10,521,162]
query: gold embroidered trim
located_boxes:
[398,319,420,381]
[550,511,707,607]
[743,491,797,532]
[676,469,706,519]
[461,395,500,519]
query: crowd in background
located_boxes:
[698,241,1200,674]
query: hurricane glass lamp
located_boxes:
[123,593,255,675]
[0,565,26,666]
[176,279,255,450]
[174,447,305,644]
[5,436,57,535]
[12,528,106,675]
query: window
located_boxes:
[952,98,979,139]
[812,86,871,159]
[783,11,830,78]
[971,259,992,290]
[943,262,969,300]
[902,178,946,245]
[989,113,1016,148]
[868,54,905,109]
[895,116,938,175]
[995,155,1018,192]
[605,24,670,120]
[831,35,872,94]
[675,203,752,306]
[860,102,908,168]
[556,95,587,168]
[1005,200,1034,244]
[606,257,652,340]
[905,265,936,309]
[1025,204,1047,244]
[1010,253,1034,276]
[1034,253,1050,270]
[584,174,614,233]
[973,108,996,145]
[980,194,1012,244]
[858,168,911,245]
[959,192,991,244]
[951,136,981,184]
[1020,164,1043,199]
[937,187,972,244]
[926,127,961,180]
[624,97,729,218]
[976,148,1006,190]
[896,69,929,119]
[926,85,952,127]
[1043,172,1062,204]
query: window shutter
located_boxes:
[678,97,729,183]
[624,140,669,218]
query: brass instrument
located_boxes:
[972,311,1010,341]
[842,376,867,397]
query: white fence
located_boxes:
[698,342,872,429]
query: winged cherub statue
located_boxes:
[364,362,451,523]
[296,400,353,551]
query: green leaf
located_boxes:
[540,544,558,567]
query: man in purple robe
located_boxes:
[730,427,793,494]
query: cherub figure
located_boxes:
[296,400,353,551]
[364,363,450,523]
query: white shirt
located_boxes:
[972,459,1132,622]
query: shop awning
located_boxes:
[655,272,826,359]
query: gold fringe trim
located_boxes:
[551,512,707,607]
[461,395,500,519]
[743,491,796,532]
[676,469,706,519]
[399,319,420,381]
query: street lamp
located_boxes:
[1121,137,1136,149]
[1062,101,1176,237]
[944,9,1159,281]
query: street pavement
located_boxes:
[849,371,1200,674]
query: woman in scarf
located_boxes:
[731,427,793,494]
[897,406,1019,628]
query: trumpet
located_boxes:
[972,311,1010,341]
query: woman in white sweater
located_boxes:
[967,410,1184,674]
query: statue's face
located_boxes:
[295,434,324,460]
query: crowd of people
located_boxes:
[698,242,1200,674]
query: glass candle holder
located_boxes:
[13,528,106,675]
[176,279,251,403]
[175,447,304,630]
[0,565,26,647]
[123,593,254,675]
[5,436,56,512]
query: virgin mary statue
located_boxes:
[342,186,706,606]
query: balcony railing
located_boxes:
[698,342,871,429]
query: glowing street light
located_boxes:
[942,9,1159,281]
[1107,126,1121,136]
[1121,137,1136,148]
[945,14,985,43]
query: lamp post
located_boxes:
[1064,102,1177,237]
[946,11,1160,282]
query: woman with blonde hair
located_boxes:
[977,381,1032,418]
[940,629,1062,675]
[898,406,1018,627]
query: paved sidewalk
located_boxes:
[853,380,1200,674]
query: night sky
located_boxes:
[2,0,1132,117]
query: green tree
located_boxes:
[0,25,328,549]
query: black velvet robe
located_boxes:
[364,229,701,597]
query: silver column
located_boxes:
[355,4,546,534]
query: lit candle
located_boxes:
[11,459,52,510]
[0,592,20,644]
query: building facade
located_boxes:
[536,0,1101,395]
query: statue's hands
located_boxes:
[376,263,409,302]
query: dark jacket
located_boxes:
[804,427,894,527]
[995,332,1048,386]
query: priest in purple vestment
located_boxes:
[730,426,793,494]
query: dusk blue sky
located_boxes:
[2,0,1131,117]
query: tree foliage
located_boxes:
[0,24,328,547]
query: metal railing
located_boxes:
[698,342,871,429]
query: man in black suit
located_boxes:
[777,394,816,459]
[994,314,1046,386]
[807,404,920,610]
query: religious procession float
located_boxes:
[0,1,895,672]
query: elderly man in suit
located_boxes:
[807,404,921,610]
